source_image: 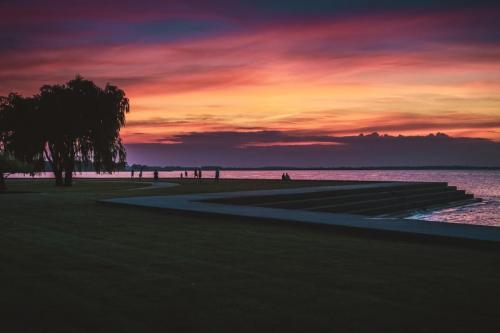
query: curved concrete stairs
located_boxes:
[210,182,480,217]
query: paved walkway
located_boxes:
[100,182,500,243]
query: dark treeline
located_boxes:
[0,75,129,186]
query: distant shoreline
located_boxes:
[126,166,500,171]
[29,165,500,173]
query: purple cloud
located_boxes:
[125,131,500,167]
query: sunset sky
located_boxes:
[1,0,500,165]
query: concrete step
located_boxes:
[260,185,458,209]
[206,181,478,217]
[309,189,468,213]
[214,182,449,206]
[379,198,482,218]
[352,193,475,216]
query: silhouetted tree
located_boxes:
[0,94,45,178]
[0,75,129,186]
[0,152,32,190]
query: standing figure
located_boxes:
[194,169,198,178]
[184,170,188,177]
[131,170,135,178]
[215,169,220,182]
[153,170,159,181]
[199,168,202,179]
[139,169,143,179]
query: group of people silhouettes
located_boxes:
[193,168,203,179]
[130,168,158,181]
[130,168,292,182]
[179,168,220,181]
[130,169,143,179]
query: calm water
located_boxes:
[12,170,500,227]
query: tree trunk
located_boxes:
[54,168,63,186]
[63,157,74,186]
[64,170,73,186]
[45,147,64,186]
[0,172,6,190]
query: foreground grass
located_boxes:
[1,179,500,332]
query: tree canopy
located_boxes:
[0,76,129,186]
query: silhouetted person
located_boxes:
[215,168,220,182]
[180,173,183,179]
[139,169,143,180]
[153,170,159,181]
[281,173,291,181]
[184,170,188,177]
[199,168,202,179]
[194,169,198,178]
[131,170,135,178]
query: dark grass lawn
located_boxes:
[1,179,500,332]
